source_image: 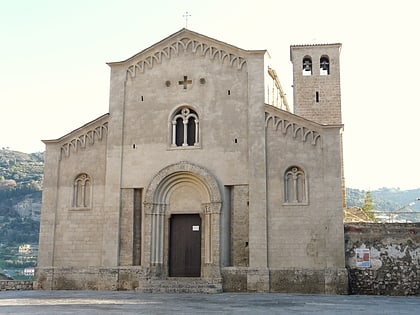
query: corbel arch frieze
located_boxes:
[126,37,247,79]
[265,113,322,147]
[60,122,108,159]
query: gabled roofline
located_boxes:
[265,104,343,130]
[42,113,109,144]
[107,28,267,66]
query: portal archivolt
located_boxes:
[143,161,222,278]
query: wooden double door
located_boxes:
[169,214,201,277]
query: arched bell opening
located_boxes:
[320,55,330,75]
[302,56,312,76]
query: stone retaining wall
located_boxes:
[0,280,33,291]
[344,223,419,295]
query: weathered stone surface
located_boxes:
[0,280,33,291]
[221,267,247,292]
[345,223,420,295]
[137,277,222,293]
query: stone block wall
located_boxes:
[34,267,148,290]
[119,189,135,265]
[0,280,33,290]
[222,267,248,292]
[230,185,249,267]
[221,267,348,294]
[270,268,348,294]
[345,223,420,295]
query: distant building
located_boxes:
[37,29,346,293]
[18,244,31,254]
[13,197,42,220]
[0,179,16,190]
[24,267,35,277]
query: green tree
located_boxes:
[362,191,376,221]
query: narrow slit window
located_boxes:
[316,91,320,103]
[187,116,196,146]
[175,117,184,146]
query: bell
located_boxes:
[303,60,312,71]
[320,58,329,71]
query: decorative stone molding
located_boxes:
[144,161,222,205]
[265,113,321,146]
[60,122,108,158]
[71,173,92,209]
[127,37,247,78]
[143,161,222,274]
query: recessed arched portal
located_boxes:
[143,161,222,278]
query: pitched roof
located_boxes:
[107,28,266,66]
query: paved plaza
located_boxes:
[0,291,419,314]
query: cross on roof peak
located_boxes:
[183,11,191,29]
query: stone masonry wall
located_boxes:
[34,267,149,290]
[0,280,33,290]
[119,189,135,265]
[345,223,419,295]
[231,185,249,267]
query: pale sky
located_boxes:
[1,0,419,190]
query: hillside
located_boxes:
[346,187,420,222]
[0,148,43,244]
[346,187,420,210]
[0,148,43,279]
[0,148,43,187]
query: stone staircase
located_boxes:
[137,277,223,293]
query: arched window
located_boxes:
[73,173,91,208]
[284,166,307,204]
[320,56,330,75]
[171,107,199,147]
[302,56,312,76]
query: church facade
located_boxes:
[36,29,348,293]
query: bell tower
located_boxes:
[290,43,342,125]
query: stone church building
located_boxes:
[36,29,347,293]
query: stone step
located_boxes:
[137,277,223,293]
